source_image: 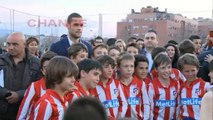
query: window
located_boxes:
[141,26,148,29]
[133,26,139,30]
[128,19,133,22]
[133,33,139,36]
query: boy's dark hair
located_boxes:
[179,39,195,56]
[147,29,157,35]
[151,47,166,59]
[189,35,200,41]
[209,60,213,72]
[45,56,78,89]
[77,59,103,79]
[108,46,121,53]
[127,37,137,43]
[67,13,82,23]
[106,38,116,47]
[126,43,139,51]
[134,54,149,68]
[154,54,171,68]
[117,53,135,67]
[40,51,58,69]
[94,36,104,42]
[129,37,137,40]
[97,55,115,69]
[92,44,108,57]
[136,38,144,42]
[177,53,200,71]
[63,97,107,120]
[90,39,95,46]
[68,43,88,58]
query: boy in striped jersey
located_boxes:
[150,47,186,84]
[17,51,57,120]
[148,54,180,120]
[90,55,127,119]
[117,53,150,120]
[178,53,210,120]
[134,54,151,89]
[29,56,79,120]
[68,43,88,64]
[67,59,102,102]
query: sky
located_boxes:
[0,0,212,38]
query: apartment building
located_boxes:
[117,6,211,46]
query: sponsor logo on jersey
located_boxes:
[103,99,120,108]
[127,97,140,105]
[180,98,201,105]
[155,100,176,107]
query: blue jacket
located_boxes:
[50,35,92,58]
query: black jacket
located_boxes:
[0,49,42,119]
[198,48,213,82]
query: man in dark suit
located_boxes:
[50,13,92,58]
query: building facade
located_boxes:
[117,6,213,46]
[197,18,213,41]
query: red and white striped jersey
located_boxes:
[180,78,210,120]
[148,77,180,120]
[29,89,68,120]
[143,76,153,92]
[66,81,90,103]
[119,76,150,120]
[150,68,186,83]
[16,77,46,120]
[90,77,127,119]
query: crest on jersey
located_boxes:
[133,88,139,95]
[195,88,201,95]
[173,90,177,97]
[170,73,176,79]
[114,88,119,97]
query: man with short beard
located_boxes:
[50,13,92,58]
[143,29,159,72]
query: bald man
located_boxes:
[0,32,42,120]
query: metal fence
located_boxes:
[0,6,127,39]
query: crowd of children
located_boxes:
[16,45,212,120]
[15,32,213,120]
[1,12,212,120]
